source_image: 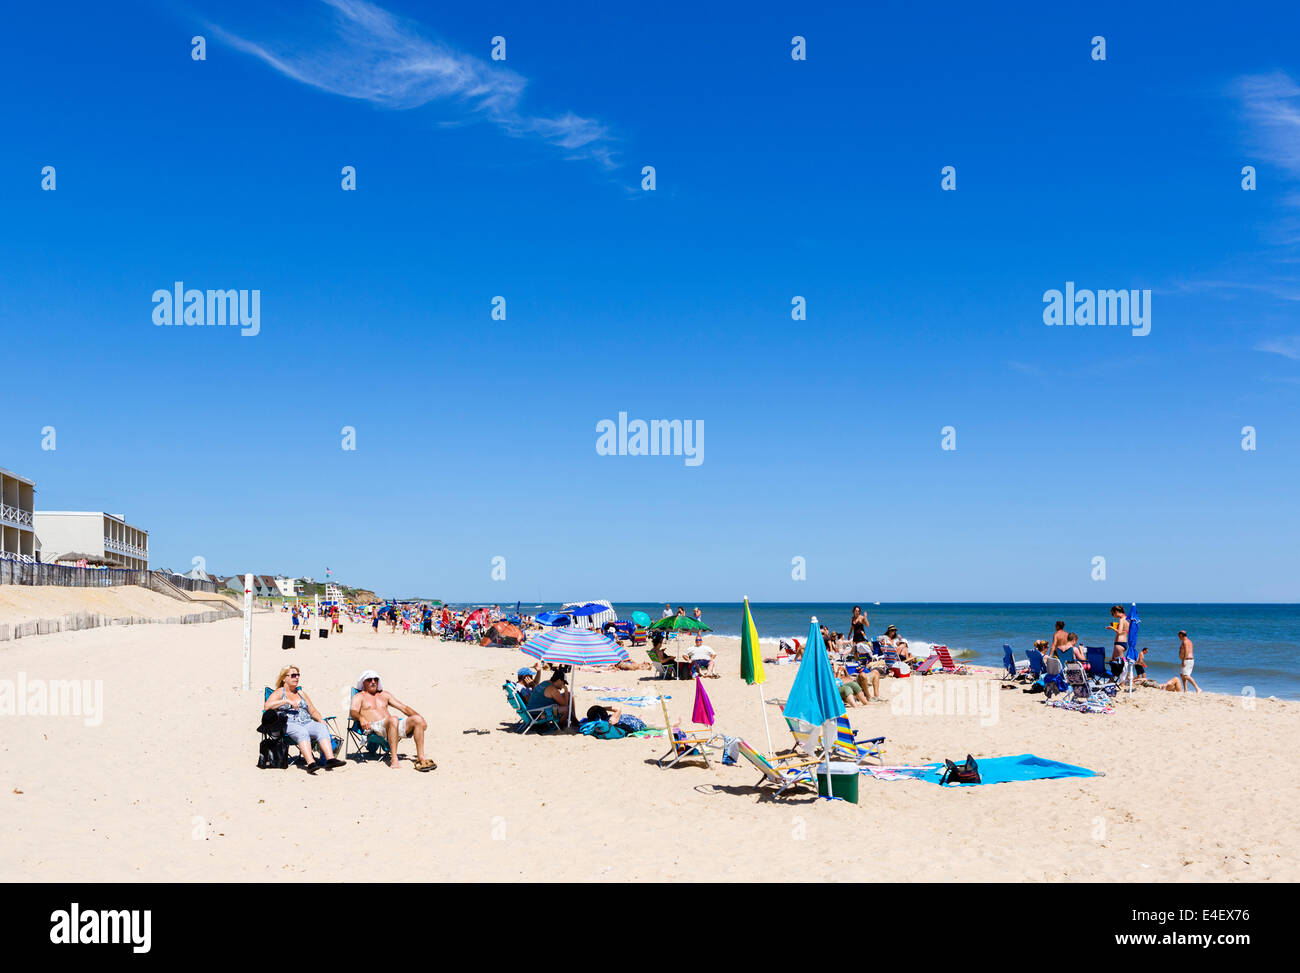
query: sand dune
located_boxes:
[0,618,1294,882]
[0,585,212,626]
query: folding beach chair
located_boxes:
[736,739,820,798]
[345,687,393,761]
[503,683,560,735]
[1025,648,1046,679]
[782,715,819,757]
[1062,661,1093,701]
[933,645,960,670]
[832,716,885,765]
[656,695,718,769]
[262,687,343,764]
[783,714,884,765]
[1002,645,1018,680]
[1084,647,1114,686]
[913,654,939,674]
[1042,654,1067,698]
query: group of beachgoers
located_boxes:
[262,600,1212,778]
[1039,605,1201,693]
[263,664,437,772]
[284,600,546,642]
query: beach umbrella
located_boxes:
[1125,603,1141,692]
[739,596,774,755]
[630,611,652,628]
[649,615,711,633]
[691,676,716,727]
[521,626,630,726]
[784,616,847,794]
[535,610,571,627]
[569,602,607,617]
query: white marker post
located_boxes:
[241,573,254,691]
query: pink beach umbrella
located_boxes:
[691,676,716,727]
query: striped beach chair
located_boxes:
[933,645,961,671]
[736,739,820,798]
[832,716,885,765]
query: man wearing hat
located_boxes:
[350,669,436,771]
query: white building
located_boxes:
[0,467,37,563]
[274,577,299,598]
[34,511,150,571]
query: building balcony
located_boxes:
[104,537,148,559]
[1,503,33,528]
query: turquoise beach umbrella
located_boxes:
[784,616,846,729]
[784,617,846,794]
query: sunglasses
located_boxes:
[287,672,300,678]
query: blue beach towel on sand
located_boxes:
[917,753,1097,786]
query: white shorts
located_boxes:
[1181,659,1194,677]
[367,715,407,738]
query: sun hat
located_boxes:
[355,669,383,692]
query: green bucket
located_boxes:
[815,762,860,803]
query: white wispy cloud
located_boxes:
[209,0,615,167]
[1233,72,1300,178]
[1255,336,1300,360]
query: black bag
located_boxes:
[257,710,290,769]
[940,754,981,785]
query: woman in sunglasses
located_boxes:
[265,667,345,774]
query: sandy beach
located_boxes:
[1,615,1296,883]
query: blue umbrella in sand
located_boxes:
[784,616,847,795]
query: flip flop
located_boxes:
[414,759,438,772]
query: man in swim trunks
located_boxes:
[1049,620,1068,658]
[350,670,435,770]
[1177,630,1201,693]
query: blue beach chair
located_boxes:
[1025,648,1046,679]
[1002,645,1018,680]
[262,687,343,764]
[504,683,560,735]
[1084,647,1114,685]
[346,687,393,760]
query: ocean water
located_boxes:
[501,602,1300,700]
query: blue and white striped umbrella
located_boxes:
[521,626,629,666]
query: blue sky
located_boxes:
[2,0,1299,602]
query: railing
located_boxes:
[1,503,33,527]
[154,571,218,593]
[0,559,148,587]
[105,537,148,559]
[0,551,36,564]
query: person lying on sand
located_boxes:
[1162,676,1183,692]
[350,670,435,771]
[265,667,345,774]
